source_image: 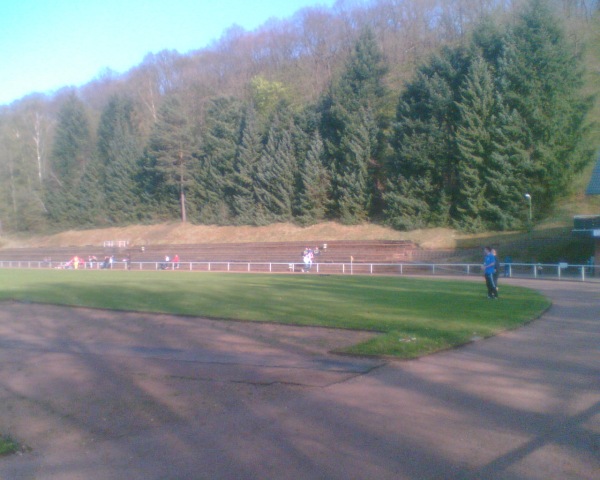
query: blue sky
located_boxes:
[0,0,336,106]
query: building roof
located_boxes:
[586,154,600,195]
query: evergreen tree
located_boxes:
[96,95,143,224]
[147,95,197,222]
[196,97,243,224]
[73,160,107,226]
[44,93,94,227]
[231,103,263,224]
[49,93,92,182]
[482,107,533,230]
[453,56,496,231]
[333,105,378,223]
[384,47,470,229]
[296,130,330,225]
[321,28,389,224]
[254,108,297,222]
[498,0,591,215]
[385,1,590,231]
[453,54,531,231]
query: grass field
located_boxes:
[0,269,550,358]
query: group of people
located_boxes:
[60,254,129,270]
[60,252,182,270]
[483,247,501,299]
[159,254,179,270]
[61,255,106,269]
[301,247,320,272]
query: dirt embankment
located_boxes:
[2,222,466,250]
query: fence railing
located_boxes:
[0,260,597,281]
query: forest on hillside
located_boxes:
[0,0,598,234]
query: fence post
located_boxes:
[581,266,585,282]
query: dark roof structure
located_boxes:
[586,154,600,195]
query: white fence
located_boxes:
[0,260,597,281]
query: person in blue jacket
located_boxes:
[483,246,498,299]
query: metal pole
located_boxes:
[525,193,532,232]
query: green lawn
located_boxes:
[0,269,550,358]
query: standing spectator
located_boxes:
[302,248,312,272]
[483,247,498,299]
[173,254,180,270]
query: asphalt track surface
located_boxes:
[0,278,598,480]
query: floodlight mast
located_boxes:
[524,193,533,233]
[524,193,532,222]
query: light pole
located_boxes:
[524,193,532,231]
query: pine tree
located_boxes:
[96,95,143,224]
[254,107,297,222]
[384,47,470,229]
[231,103,263,224]
[74,160,107,226]
[49,93,92,182]
[321,28,389,224]
[333,105,378,223]
[196,97,243,224]
[44,93,94,227]
[453,56,496,231]
[482,106,533,230]
[296,130,330,225]
[498,0,591,215]
[147,95,197,222]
